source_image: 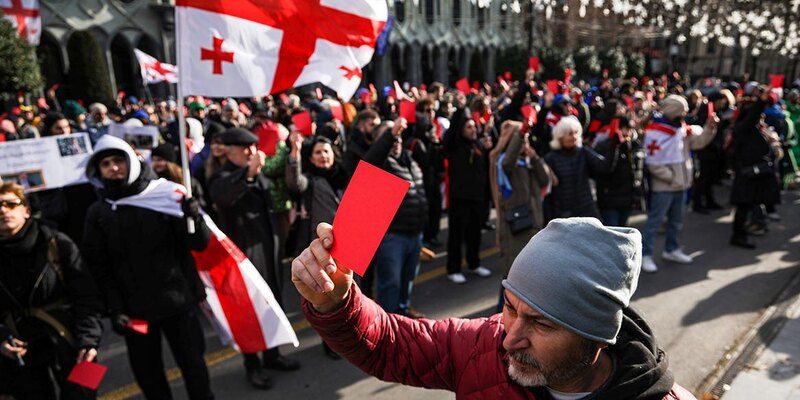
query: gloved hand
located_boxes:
[111,314,131,335]
[182,197,202,220]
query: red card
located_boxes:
[399,100,416,123]
[707,101,715,118]
[588,119,602,133]
[520,105,536,125]
[769,74,784,88]
[456,78,470,95]
[528,56,540,72]
[330,104,344,122]
[504,71,512,81]
[546,80,559,94]
[609,118,622,141]
[564,68,572,83]
[360,91,373,105]
[330,161,410,276]
[292,112,313,136]
[67,362,108,390]
[128,319,149,335]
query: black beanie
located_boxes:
[151,144,177,163]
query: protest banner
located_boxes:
[0,133,92,192]
[109,123,159,159]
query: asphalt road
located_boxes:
[96,189,800,400]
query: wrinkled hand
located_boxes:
[77,348,97,363]
[291,223,353,313]
[247,149,266,178]
[289,132,304,153]
[111,314,131,335]
[392,118,408,137]
[1,337,26,360]
[182,196,202,220]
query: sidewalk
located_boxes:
[723,293,800,399]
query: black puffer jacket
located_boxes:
[0,220,103,366]
[730,100,781,205]
[365,129,429,234]
[594,137,645,210]
[444,110,490,202]
[82,136,210,321]
[543,146,610,221]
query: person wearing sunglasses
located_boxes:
[0,182,104,399]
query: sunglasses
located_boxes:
[0,199,24,210]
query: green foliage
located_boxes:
[66,30,114,105]
[573,46,601,80]
[626,52,646,78]
[0,17,42,94]
[494,46,528,81]
[600,47,627,79]
[538,46,575,80]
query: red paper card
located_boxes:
[292,112,313,136]
[546,80,559,94]
[399,100,416,123]
[330,105,344,122]
[520,105,536,125]
[564,68,572,83]
[330,161,410,276]
[128,319,149,335]
[504,71,512,81]
[528,56,540,72]
[67,362,108,390]
[456,78,470,95]
[707,101,715,118]
[588,119,602,133]
[769,74,784,88]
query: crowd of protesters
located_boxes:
[1,68,799,399]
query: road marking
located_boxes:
[99,246,500,400]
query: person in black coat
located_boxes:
[0,182,103,400]
[729,89,783,249]
[593,117,645,227]
[409,98,445,248]
[444,109,493,284]
[82,135,214,400]
[364,121,429,316]
[543,116,611,222]
[691,91,732,213]
[208,128,299,390]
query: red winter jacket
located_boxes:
[302,285,698,400]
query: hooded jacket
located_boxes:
[82,136,210,320]
[303,284,696,400]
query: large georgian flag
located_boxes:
[107,178,299,353]
[134,49,179,85]
[175,0,388,101]
[1,0,40,45]
[643,118,702,165]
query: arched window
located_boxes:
[425,0,434,24]
[453,0,461,27]
[477,6,485,29]
[394,0,405,23]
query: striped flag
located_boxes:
[106,178,298,353]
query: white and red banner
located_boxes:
[643,119,702,165]
[175,0,388,101]
[134,49,179,84]
[106,179,299,353]
[1,0,40,45]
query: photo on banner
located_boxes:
[0,133,94,192]
[109,124,159,159]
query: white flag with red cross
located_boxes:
[1,0,40,45]
[643,119,702,166]
[134,49,179,85]
[107,178,299,353]
[175,0,388,101]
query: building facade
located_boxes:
[37,0,529,100]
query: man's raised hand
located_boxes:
[291,223,353,313]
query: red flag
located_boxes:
[291,112,313,136]
[528,56,540,72]
[134,49,179,84]
[1,0,41,45]
[456,78,470,95]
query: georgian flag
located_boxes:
[106,178,299,353]
[1,0,40,45]
[643,118,702,165]
[175,0,388,101]
[134,49,179,84]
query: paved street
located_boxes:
[97,189,800,400]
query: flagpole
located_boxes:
[175,9,195,234]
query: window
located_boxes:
[453,0,461,26]
[425,0,434,24]
[394,0,405,23]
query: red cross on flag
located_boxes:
[1,0,41,45]
[134,49,179,84]
[176,0,388,101]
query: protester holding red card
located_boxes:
[0,182,104,399]
[592,116,645,227]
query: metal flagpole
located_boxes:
[175,8,195,234]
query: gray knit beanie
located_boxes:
[501,218,642,344]
[659,94,689,120]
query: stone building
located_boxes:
[37,0,529,100]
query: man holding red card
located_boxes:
[292,219,696,400]
[0,182,104,399]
